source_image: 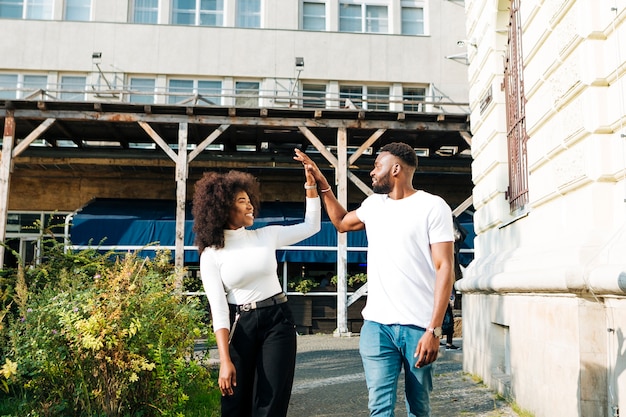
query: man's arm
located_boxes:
[414,240,454,367]
[294,148,364,232]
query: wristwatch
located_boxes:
[428,327,442,338]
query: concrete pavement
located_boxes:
[287,333,518,417]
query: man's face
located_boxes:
[370,152,396,194]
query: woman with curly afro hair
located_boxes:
[192,154,321,417]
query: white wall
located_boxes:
[459,0,626,415]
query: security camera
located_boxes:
[457,39,477,48]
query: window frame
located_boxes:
[167,78,223,105]
[59,75,87,101]
[236,0,261,28]
[339,1,388,34]
[131,0,159,24]
[301,0,326,31]
[128,77,156,104]
[64,0,91,21]
[0,0,53,20]
[172,0,224,26]
[401,1,425,36]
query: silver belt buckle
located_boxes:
[241,303,251,312]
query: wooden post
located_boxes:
[335,127,350,335]
[175,122,188,273]
[0,111,15,267]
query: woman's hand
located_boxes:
[219,359,237,396]
[294,148,328,187]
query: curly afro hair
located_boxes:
[380,142,418,168]
[192,170,261,252]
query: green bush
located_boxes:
[0,238,219,417]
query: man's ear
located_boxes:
[392,163,400,175]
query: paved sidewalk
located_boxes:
[287,333,518,417]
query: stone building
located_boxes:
[457,0,626,415]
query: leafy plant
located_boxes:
[288,277,317,294]
[0,233,218,417]
[330,273,367,288]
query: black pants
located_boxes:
[223,302,297,417]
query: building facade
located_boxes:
[1,0,471,332]
[457,0,626,416]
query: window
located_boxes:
[132,0,158,23]
[59,75,86,101]
[235,81,259,107]
[65,0,90,21]
[302,1,325,31]
[0,74,18,99]
[366,86,389,110]
[504,0,528,212]
[340,85,362,108]
[172,0,223,26]
[168,79,222,105]
[0,0,52,19]
[129,77,155,104]
[403,87,426,111]
[339,2,387,33]
[302,83,326,108]
[236,0,260,28]
[401,5,424,35]
[22,74,47,98]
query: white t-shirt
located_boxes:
[200,197,321,332]
[355,191,453,328]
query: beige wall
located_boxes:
[459,0,626,415]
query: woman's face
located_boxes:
[226,190,254,229]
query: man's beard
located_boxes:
[372,175,392,194]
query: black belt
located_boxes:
[232,293,288,313]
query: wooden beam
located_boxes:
[335,127,349,335]
[348,128,386,165]
[0,111,16,267]
[187,124,229,163]
[12,118,56,157]
[138,121,178,162]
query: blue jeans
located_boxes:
[359,320,433,417]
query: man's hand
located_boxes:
[413,331,440,368]
[293,149,327,186]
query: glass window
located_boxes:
[340,2,387,33]
[168,79,222,105]
[133,0,158,23]
[0,0,23,18]
[168,79,194,104]
[401,6,424,35]
[129,77,155,103]
[0,74,18,99]
[59,75,86,101]
[65,0,90,21]
[302,2,325,31]
[340,85,362,108]
[235,81,259,107]
[236,0,260,28]
[302,83,326,108]
[22,74,47,98]
[172,0,223,26]
[403,87,426,111]
[365,5,387,33]
[197,80,222,105]
[366,86,389,110]
[199,0,223,26]
[26,0,53,19]
[339,3,360,32]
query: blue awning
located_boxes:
[69,198,368,264]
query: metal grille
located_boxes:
[504,0,529,212]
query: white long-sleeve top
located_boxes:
[200,197,321,332]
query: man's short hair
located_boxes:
[380,142,417,168]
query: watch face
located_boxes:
[434,327,442,337]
